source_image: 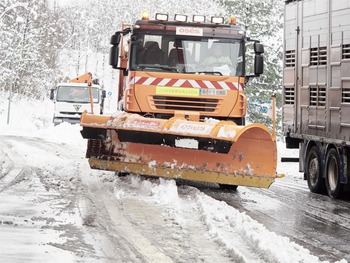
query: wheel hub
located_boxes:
[309,157,318,186]
[328,157,338,191]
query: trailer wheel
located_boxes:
[325,148,343,199]
[305,146,325,193]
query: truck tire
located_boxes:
[115,171,129,177]
[305,146,325,193]
[325,148,343,199]
[219,184,238,191]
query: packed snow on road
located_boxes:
[0,94,347,262]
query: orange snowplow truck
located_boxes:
[80,12,279,189]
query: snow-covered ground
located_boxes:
[0,94,347,262]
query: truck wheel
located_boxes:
[115,171,129,177]
[325,148,343,199]
[219,184,238,191]
[305,146,325,193]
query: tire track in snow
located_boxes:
[0,168,23,192]
[100,193,175,263]
[0,138,29,192]
[80,178,176,263]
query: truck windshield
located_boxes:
[56,86,100,103]
[130,35,244,76]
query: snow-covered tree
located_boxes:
[223,0,283,135]
[0,0,68,98]
[60,0,228,59]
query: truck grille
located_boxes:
[59,111,82,115]
[152,96,218,112]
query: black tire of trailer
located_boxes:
[325,148,343,199]
[305,145,326,194]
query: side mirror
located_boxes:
[50,89,55,100]
[109,32,121,68]
[110,33,121,45]
[254,42,264,76]
[254,55,264,75]
[245,40,265,80]
[109,29,130,71]
[254,42,264,54]
[109,45,120,69]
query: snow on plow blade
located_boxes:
[80,111,278,188]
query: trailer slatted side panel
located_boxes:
[283,0,350,145]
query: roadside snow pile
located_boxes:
[0,92,84,147]
[0,92,53,132]
[196,193,321,263]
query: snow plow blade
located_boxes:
[80,111,277,188]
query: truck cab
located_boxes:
[110,13,264,124]
[50,82,105,125]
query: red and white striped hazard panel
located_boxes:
[129,76,244,90]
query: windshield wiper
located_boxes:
[187,71,223,76]
[137,64,178,72]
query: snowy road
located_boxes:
[0,132,348,262]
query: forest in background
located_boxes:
[0,0,283,131]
